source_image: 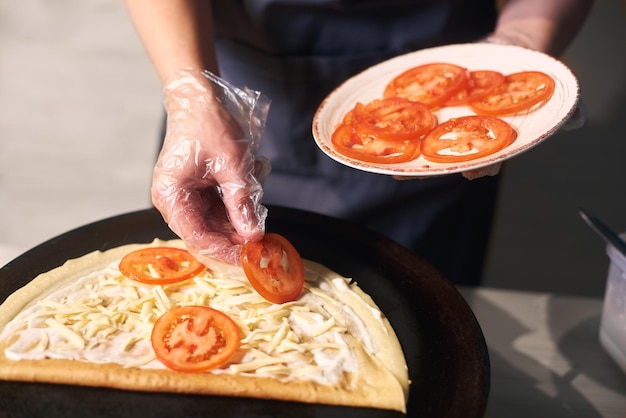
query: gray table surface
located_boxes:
[460,287,626,418]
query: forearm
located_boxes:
[492,0,594,56]
[123,0,218,84]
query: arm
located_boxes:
[490,0,595,56]
[122,0,268,266]
[123,0,218,83]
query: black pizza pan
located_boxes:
[0,206,490,418]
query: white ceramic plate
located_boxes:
[312,43,579,176]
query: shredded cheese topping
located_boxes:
[1,259,386,387]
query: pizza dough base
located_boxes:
[0,240,409,413]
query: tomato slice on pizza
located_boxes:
[151,305,240,373]
[420,115,517,163]
[469,71,555,116]
[241,233,305,304]
[383,62,469,108]
[119,247,205,285]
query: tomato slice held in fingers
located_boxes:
[119,247,205,285]
[241,233,305,304]
[151,305,240,373]
[469,71,555,116]
[383,62,469,108]
[445,70,505,106]
[352,98,436,142]
[420,115,517,163]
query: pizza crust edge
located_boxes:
[0,239,409,413]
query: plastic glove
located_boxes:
[152,69,271,266]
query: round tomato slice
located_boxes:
[119,247,205,285]
[445,70,505,106]
[331,116,421,164]
[469,71,555,116]
[383,62,469,108]
[241,233,305,304]
[352,98,435,142]
[420,115,517,163]
[151,305,240,373]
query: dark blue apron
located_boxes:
[211,0,499,285]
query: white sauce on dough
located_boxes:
[0,260,386,387]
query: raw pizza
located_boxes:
[0,239,409,413]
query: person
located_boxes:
[121,0,593,286]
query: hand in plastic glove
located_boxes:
[152,69,271,266]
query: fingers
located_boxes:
[215,171,267,243]
[209,138,267,242]
[462,162,502,180]
[152,180,246,265]
[561,99,586,131]
[153,70,271,265]
[152,145,268,265]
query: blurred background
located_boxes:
[0,0,624,297]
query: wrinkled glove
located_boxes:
[152,69,271,266]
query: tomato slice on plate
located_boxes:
[352,97,435,142]
[383,62,469,108]
[420,115,517,163]
[331,120,422,164]
[331,107,423,164]
[445,70,505,106]
[469,71,555,116]
[119,247,205,285]
[241,233,305,304]
[152,305,240,373]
